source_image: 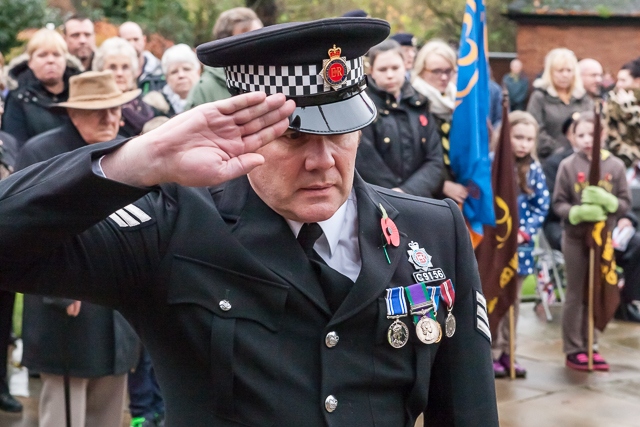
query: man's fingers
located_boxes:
[214,91,269,115]
[239,100,296,137]
[232,95,293,127]
[242,117,292,152]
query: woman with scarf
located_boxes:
[143,44,201,117]
[411,40,466,203]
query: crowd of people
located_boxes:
[0,6,639,426]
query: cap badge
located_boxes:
[322,45,350,91]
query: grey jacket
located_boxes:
[527,79,593,161]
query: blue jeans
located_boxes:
[128,347,164,419]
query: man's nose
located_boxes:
[305,136,335,170]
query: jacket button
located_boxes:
[422,137,426,143]
[325,331,339,348]
[416,101,421,106]
[325,395,338,412]
[391,103,397,108]
[219,300,232,311]
[383,137,391,144]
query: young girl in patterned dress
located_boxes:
[493,111,550,378]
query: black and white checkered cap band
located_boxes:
[225,57,364,97]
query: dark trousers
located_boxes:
[128,347,164,419]
[0,291,15,393]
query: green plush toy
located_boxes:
[568,204,607,225]
[581,185,619,213]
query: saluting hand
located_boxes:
[102,92,296,187]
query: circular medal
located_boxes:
[387,319,409,349]
[416,316,442,344]
[445,312,456,338]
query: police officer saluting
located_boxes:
[0,18,498,426]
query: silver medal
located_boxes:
[445,311,456,338]
[387,319,410,348]
[416,315,442,344]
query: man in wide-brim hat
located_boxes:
[0,18,498,426]
[14,70,141,427]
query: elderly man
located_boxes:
[502,58,529,111]
[119,21,164,94]
[579,58,604,100]
[15,71,140,427]
[0,18,497,426]
[63,15,96,71]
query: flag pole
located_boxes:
[588,247,595,372]
[509,305,516,379]
[586,101,602,373]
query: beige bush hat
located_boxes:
[55,70,141,110]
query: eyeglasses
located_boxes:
[426,68,455,77]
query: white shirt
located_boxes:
[286,190,362,282]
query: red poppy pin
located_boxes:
[419,115,428,127]
[577,172,585,183]
[379,204,400,247]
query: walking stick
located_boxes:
[508,305,515,379]
[587,247,595,372]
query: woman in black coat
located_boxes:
[1,29,80,147]
[356,39,443,197]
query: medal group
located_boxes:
[378,205,456,349]
[385,242,456,348]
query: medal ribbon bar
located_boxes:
[385,287,408,319]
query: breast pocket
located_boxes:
[168,254,289,425]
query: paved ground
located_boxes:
[1,302,639,426]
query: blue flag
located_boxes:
[449,0,495,237]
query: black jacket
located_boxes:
[1,58,80,147]
[357,80,444,197]
[14,123,138,378]
[0,140,498,426]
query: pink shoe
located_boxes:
[499,353,526,378]
[592,352,610,371]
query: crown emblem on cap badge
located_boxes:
[321,44,350,91]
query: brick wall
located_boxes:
[516,24,640,83]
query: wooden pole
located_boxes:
[509,305,516,379]
[588,247,595,372]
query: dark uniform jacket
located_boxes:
[357,80,444,197]
[0,140,498,426]
[15,124,138,378]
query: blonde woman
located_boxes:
[411,40,467,202]
[527,48,592,161]
[2,28,81,146]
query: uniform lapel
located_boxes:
[215,177,332,316]
[329,175,405,326]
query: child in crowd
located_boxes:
[493,111,550,378]
[553,111,631,371]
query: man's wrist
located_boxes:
[100,134,162,187]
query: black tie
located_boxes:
[297,223,352,313]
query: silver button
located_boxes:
[325,395,338,412]
[325,331,339,348]
[219,300,231,311]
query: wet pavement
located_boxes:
[1,302,639,426]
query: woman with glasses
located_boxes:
[411,40,467,203]
[356,39,444,197]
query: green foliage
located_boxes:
[0,0,62,54]
[278,0,516,52]
[595,5,612,18]
[74,0,196,45]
